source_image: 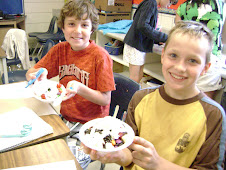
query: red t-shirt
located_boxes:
[34,40,115,124]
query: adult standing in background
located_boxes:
[175,0,225,99]
[123,0,178,83]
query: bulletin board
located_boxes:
[133,0,187,11]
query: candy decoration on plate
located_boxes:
[32,79,66,105]
[79,116,135,152]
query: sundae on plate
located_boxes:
[80,116,134,152]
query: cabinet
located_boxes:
[96,30,165,83]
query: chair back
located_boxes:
[109,73,141,120]
[40,39,55,59]
[34,39,55,63]
[36,27,65,43]
[52,27,65,42]
[47,16,58,34]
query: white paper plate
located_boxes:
[79,116,135,152]
[32,79,66,104]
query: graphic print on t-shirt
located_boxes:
[59,64,90,86]
[175,133,190,153]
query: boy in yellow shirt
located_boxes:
[83,21,226,169]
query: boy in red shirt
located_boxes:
[26,0,115,124]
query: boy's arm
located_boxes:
[190,107,225,169]
[175,13,181,23]
[136,2,168,43]
[129,136,196,170]
[64,80,111,106]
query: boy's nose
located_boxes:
[74,25,81,33]
[175,61,186,72]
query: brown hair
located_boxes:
[58,0,99,32]
[164,20,213,63]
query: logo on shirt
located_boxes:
[59,64,90,86]
[175,133,190,153]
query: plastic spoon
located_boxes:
[25,68,45,88]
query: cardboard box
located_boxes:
[95,0,132,12]
[98,12,131,24]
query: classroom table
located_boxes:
[0,138,82,170]
[3,114,70,152]
[0,82,70,152]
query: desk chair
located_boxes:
[109,72,141,120]
[35,27,65,60]
[100,72,141,170]
[29,16,58,57]
[34,39,55,63]
[1,39,56,84]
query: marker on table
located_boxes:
[25,68,45,88]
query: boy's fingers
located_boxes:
[133,136,154,148]
[128,136,154,154]
[62,93,75,101]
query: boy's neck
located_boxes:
[163,85,201,100]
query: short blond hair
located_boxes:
[58,0,99,32]
[164,21,213,63]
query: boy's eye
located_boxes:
[68,23,75,26]
[82,23,90,27]
[169,53,177,58]
[189,59,198,64]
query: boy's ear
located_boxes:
[200,62,211,76]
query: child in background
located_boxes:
[26,0,115,124]
[123,0,178,83]
[83,21,226,169]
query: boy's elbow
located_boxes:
[100,92,111,106]
[101,97,111,106]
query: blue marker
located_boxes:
[25,68,45,88]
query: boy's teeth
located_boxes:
[171,73,184,79]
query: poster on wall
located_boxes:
[133,0,187,14]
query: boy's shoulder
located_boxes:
[90,40,110,55]
[133,86,225,114]
[199,95,225,118]
[131,85,160,104]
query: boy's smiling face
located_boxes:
[161,33,210,99]
[62,14,92,51]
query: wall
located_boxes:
[24,0,64,47]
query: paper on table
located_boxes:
[0,107,53,153]
[0,81,34,99]
[2,160,77,170]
